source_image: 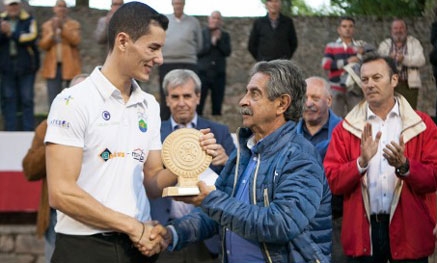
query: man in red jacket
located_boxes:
[324,53,437,262]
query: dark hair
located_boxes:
[339,16,355,25]
[107,1,169,52]
[249,59,306,122]
[360,52,398,77]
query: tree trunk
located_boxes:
[75,0,89,7]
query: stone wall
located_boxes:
[30,7,437,133]
[0,225,44,263]
[1,6,436,261]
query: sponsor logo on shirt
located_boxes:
[49,119,71,129]
[131,148,145,163]
[99,148,126,162]
[102,111,111,121]
[63,95,74,105]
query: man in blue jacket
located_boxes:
[163,60,332,263]
[150,69,235,263]
[296,76,344,262]
[296,77,341,160]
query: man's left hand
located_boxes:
[383,135,406,168]
[211,144,228,166]
[174,181,215,206]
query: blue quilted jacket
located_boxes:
[172,121,332,263]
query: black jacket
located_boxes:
[248,13,298,61]
[197,27,231,74]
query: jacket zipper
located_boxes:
[251,154,273,263]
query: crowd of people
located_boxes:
[1,0,437,262]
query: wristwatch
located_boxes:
[395,158,410,177]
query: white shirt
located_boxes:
[45,67,162,235]
[365,101,402,214]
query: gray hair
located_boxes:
[249,59,306,122]
[305,76,332,97]
[69,73,89,87]
[55,0,67,6]
[162,69,202,96]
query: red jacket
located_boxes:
[324,96,437,260]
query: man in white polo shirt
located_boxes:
[44,3,217,263]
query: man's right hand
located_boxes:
[1,21,11,35]
[359,122,381,167]
[132,221,168,256]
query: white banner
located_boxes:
[0,132,34,171]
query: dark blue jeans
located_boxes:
[1,71,35,131]
[47,63,70,108]
[347,214,428,263]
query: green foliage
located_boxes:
[261,0,436,17]
[260,0,321,16]
[291,0,317,16]
[330,0,427,17]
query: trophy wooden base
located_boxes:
[162,186,200,197]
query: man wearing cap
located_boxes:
[0,0,39,131]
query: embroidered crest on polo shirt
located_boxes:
[137,110,148,133]
[102,111,111,121]
[138,119,147,133]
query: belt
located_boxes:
[92,232,129,241]
[370,214,390,223]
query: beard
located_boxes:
[392,34,407,43]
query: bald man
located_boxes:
[296,76,345,262]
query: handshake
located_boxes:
[130,220,172,256]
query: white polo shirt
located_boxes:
[45,67,162,235]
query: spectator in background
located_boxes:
[22,73,88,263]
[0,0,39,131]
[94,0,123,62]
[150,69,235,263]
[248,0,297,62]
[324,53,437,262]
[378,18,425,110]
[322,16,367,118]
[39,0,81,107]
[296,77,341,160]
[0,0,32,13]
[197,10,231,116]
[295,76,345,262]
[159,0,203,120]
